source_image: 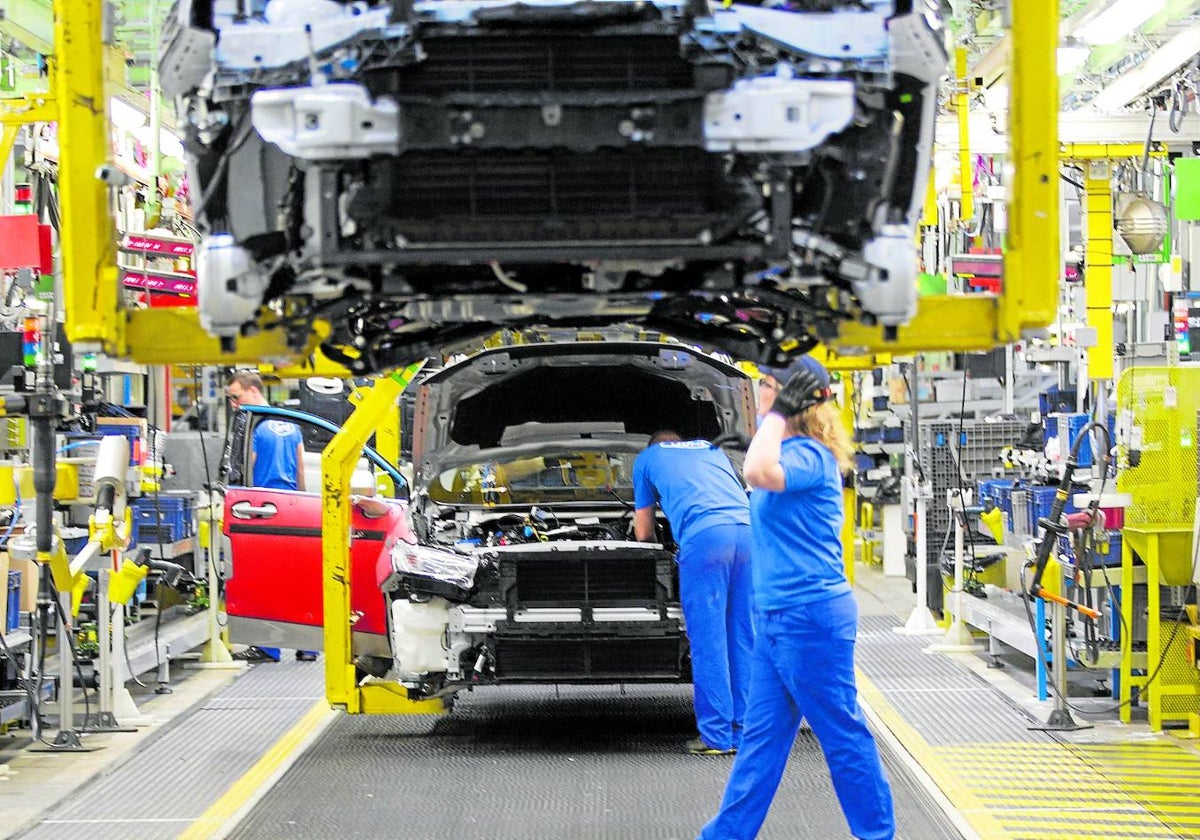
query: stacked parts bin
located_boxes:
[903,418,1027,611]
[132,492,195,546]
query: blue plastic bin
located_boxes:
[131,493,195,545]
[6,570,20,632]
[1027,485,1079,528]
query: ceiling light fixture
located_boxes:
[1076,0,1166,45]
[1058,42,1091,75]
[108,97,147,132]
[1092,20,1200,111]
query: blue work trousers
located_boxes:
[678,522,755,752]
[698,591,894,840]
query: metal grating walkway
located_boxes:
[16,606,1200,839]
[15,661,325,840]
[230,683,959,840]
[855,614,1200,839]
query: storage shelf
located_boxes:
[857,443,906,455]
[1,629,31,649]
[140,536,195,560]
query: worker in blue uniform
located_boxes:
[698,357,894,840]
[226,371,317,663]
[633,430,754,755]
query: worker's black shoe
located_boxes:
[295,651,318,662]
[232,646,279,663]
[685,737,736,756]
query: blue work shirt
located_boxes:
[749,435,849,611]
[633,440,750,546]
[251,419,304,490]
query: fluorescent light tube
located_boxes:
[1092,20,1200,110]
[1076,0,1167,45]
[1057,44,1091,75]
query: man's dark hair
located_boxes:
[229,370,264,391]
[649,429,682,446]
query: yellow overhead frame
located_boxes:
[322,362,442,715]
[33,0,317,366]
[833,0,1058,355]
[49,1,1056,367]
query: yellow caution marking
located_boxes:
[927,742,1200,838]
[179,699,337,840]
[858,672,1200,838]
[856,671,1012,839]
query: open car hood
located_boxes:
[411,342,754,487]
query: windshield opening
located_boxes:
[450,365,721,448]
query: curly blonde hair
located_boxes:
[786,402,855,475]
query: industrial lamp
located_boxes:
[1114,193,1169,254]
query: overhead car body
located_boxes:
[164,0,947,370]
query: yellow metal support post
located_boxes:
[322,363,442,715]
[54,0,121,351]
[840,373,856,586]
[1083,161,1115,380]
[1000,0,1059,337]
[358,384,402,499]
[955,47,973,225]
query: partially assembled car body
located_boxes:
[163,0,946,370]
[223,341,755,698]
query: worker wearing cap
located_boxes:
[633,430,754,756]
[754,360,804,426]
[698,356,894,840]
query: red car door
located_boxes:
[223,487,412,651]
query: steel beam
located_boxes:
[834,0,1058,355]
[834,295,1006,353]
[0,97,56,126]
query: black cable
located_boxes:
[1060,172,1085,192]
[119,604,149,688]
[1141,103,1157,179]
[1012,420,1182,719]
[191,111,256,221]
[32,582,54,745]
[191,366,218,625]
[146,376,166,677]
[194,367,214,490]
[1169,82,1186,133]
[940,367,978,597]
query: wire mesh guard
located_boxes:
[1116,366,1199,540]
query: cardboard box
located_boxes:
[9,554,39,613]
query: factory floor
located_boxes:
[3,562,1200,840]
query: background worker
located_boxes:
[226,371,306,492]
[226,371,317,663]
[698,357,894,840]
[633,430,754,756]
